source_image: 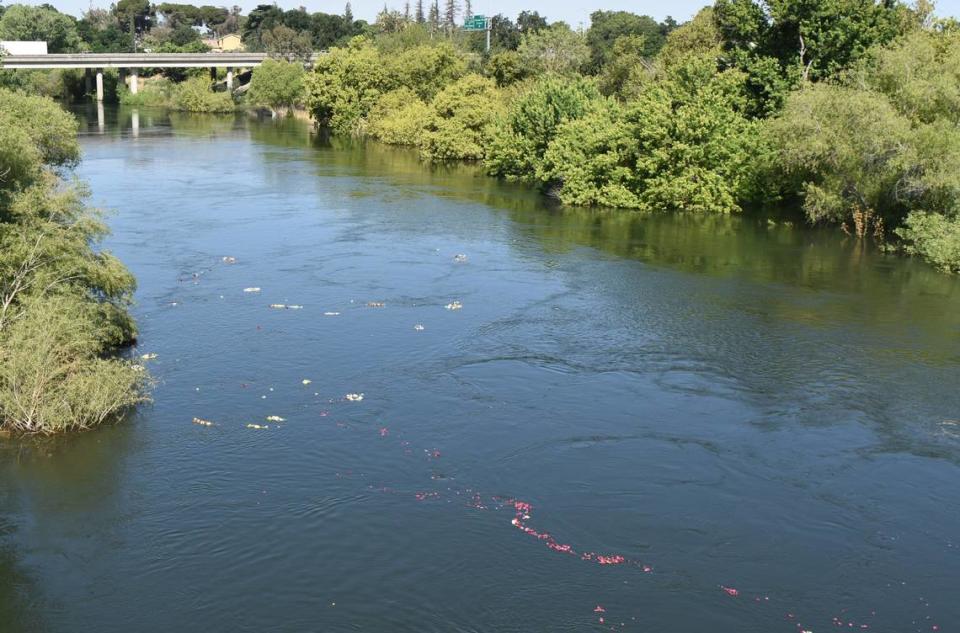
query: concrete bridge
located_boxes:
[0,52,317,100]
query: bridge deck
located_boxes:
[0,52,302,69]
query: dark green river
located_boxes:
[1,106,958,632]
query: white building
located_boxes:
[0,41,49,55]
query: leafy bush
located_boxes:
[517,24,590,77]
[765,83,960,232]
[249,58,306,111]
[305,37,466,134]
[366,88,430,146]
[895,211,960,272]
[541,58,760,212]
[119,77,175,107]
[0,297,148,434]
[861,29,960,126]
[171,76,236,113]
[421,75,504,161]
[486,77,602,181]
[486,50,527,87]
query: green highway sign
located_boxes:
[463,15,487,31]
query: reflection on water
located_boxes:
[2,106,959,632]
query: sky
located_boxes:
[10,0,960,30]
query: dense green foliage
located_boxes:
[170,75,235,112]
[0,4,81,52]
[3,0,959,271]
[765,28,960,269]
[298,1,960,272]
[249,58,306,111]
[305,38,465,134]
[420,75,504,160]
[0,89,147,434]
[486,77,602,181]
[516,23,590,76]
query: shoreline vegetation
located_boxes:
[1,1,959,435]
[1,2,958,271]
[0,89,149,435]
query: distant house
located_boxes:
[0,41,48,55]
[204,33,243,52]
[218,34,243,51]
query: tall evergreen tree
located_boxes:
[429,0,439,31]
[404,1,411,22]
[344,2,353,24]
[416,0,425,23]
[444,0,458,28]
[464,0,472,19]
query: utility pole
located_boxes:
[486,17,490,53]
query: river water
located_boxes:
[1,107,959,632]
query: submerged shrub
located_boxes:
[366,88,430,146]
[171,76,235,113]
[0,297,148,434]
[306,37,466,135]
[420,75,504,161]
[895,211,960,272]
[249,58,306,112]
[0,88,147,434]
[486,76,602,181]
[119,77,174,107]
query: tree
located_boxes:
[540,57,760,212]
[366,87,431,145]
[416,0,424,24]
[344,2,353,25]
[517,23,590,76]
[242,4,284,51]
[713,0,917,115]
[597,35,652,97]
[486,14,520,51]
[262,24,313,61]
[766,82,960,238]
[486,76,601,181]
[375,8,406,34]
[0,89,146,434]
[656,6,722,70]
[249,57,306,111]
[861,29,960,125]
[586,10,666,71]
[444,0,459,30]
[0,4,81,53]
[310,12,350,49]
[517,10,547,34]
[305,38,466,133]
[306,38,393,133]
[486,50,526,86]
[429,0,439,32]
[283,8,312,33]
[114,0,153,34]
[421,74,504,160]
[77,7,130,52]
[170,23,201,46]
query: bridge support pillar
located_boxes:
[226,67,234,90]
[96,70,104,102]
[129,70,138,95]
[84,69,92,98]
